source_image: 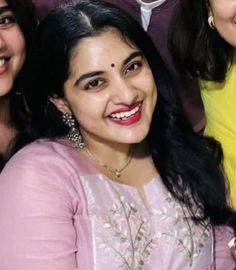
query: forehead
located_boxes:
[68,28,138,72]
[71,28,136,57]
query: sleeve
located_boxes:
[214,226,236,270]
[0,149,79,270]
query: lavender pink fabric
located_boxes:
[0,139,235,269]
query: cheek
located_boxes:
[16,49,26,73]
[12,30,26,71]
[13,27,26,53]
[75,108,102,135]
[150,88,157,115]
[144,76,157,100]
[70,98,103,126]
[213,4,235,22]
[152,87,158,105]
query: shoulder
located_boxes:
[2,138,97,180]
[199,59,235,92]
[7,138,83,165]
[6,139,73,167]
[103,0,139,15]
[0,139,89,209]
[1,138,94,183]
[228,58,236,78]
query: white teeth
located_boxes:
[0,58,6,67]
[110,104,141,120]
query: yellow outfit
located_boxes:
[200,57,236,207]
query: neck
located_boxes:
[86,140,134,168]
[84,142,137,179]
[0,96,11,123]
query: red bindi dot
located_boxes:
[111,63,115,67]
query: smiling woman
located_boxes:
[171,0,236,207]
[0,0,235,269]
[0,0,37,171]
[50,30,157,148]
[0,3,25,96]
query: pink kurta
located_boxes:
[0,139,235,269]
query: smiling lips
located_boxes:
[0,57,10,75]
[109,101,142,125]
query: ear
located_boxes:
[207,2,213,17]
[49,95,72,115]
[208,8,213,17]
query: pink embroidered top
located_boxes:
[0,139,235,270]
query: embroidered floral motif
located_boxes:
[97,195,160,269]
[96,191,211,269]
[153,192,211,267]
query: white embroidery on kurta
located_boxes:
[153,192,211,267]
[97,192,211,269]
[97,195,160,269]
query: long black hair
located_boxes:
[0,0,38,171]
[30,0,236,230]
[170,0,234,82]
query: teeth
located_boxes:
[0,58,6,67]
[110,104,141,120]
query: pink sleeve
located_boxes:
[214,226,236,270]
[0,149,79,270]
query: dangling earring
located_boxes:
[62,113,85,149]
[208,15,215,29]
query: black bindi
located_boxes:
[111,63,115,67]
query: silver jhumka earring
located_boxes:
[62,113,85,149]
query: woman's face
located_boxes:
[209,0,236,47]
[0,0,25,97]
[52,28,157,148]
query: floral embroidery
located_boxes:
[97,195,160,269]
[96,191,211,269]
[153,192,211,267]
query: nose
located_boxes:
[111,76,138,105]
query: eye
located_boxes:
[84,78,105,90]
[0,14,16,28]
[124,61,143,76]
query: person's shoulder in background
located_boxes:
[34,0,69,20]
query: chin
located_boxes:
[0,88,12,98]
[123,131,149,144]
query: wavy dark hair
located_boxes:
[30,0,236,229]
[170,0,234,82]
[0,0,38,171]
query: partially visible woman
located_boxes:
[0,0,37,171]
[171,0,236,207]
[33,0,68,19]
[0,0,235,269]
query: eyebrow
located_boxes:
[122,50,143,66]
[0,5,10,15]
[74,50,143,87]
[74,71,104,86]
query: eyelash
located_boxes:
[0,15,16,28]
[83,60,143,90]
[124,61,143,75]
[84,78,106,90]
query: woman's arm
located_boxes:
[0,147,79,270]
